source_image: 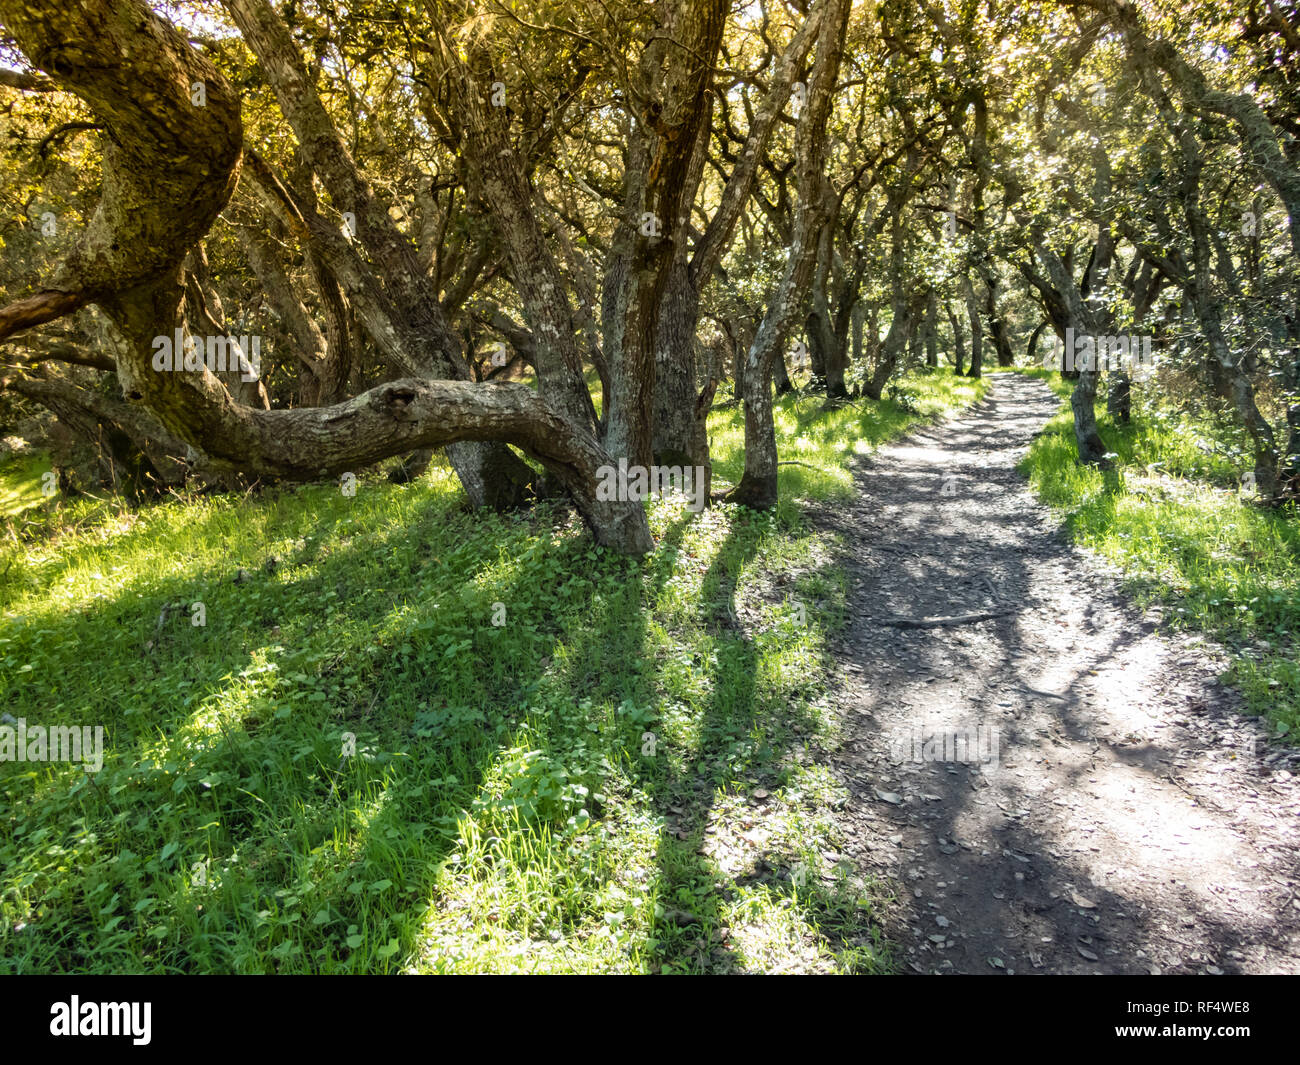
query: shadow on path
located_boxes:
[812,373,1300,975]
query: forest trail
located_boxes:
[814,373,1300,974]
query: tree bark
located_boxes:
[946,301,966,375]
[647,5,826,477]
[0,0,652,550]
[923,289,939,369]
[864,233,922,402]
[962,273,984,378]
[600,0,729,470]
[650,263,712,497]
[223,0,537,508]
[7,373,192,495]
[728,0,850,508]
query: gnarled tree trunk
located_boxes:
[0,0,652,553]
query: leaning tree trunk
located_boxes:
[0,0,654,554]
[863,221,918,401]
[907,323,922,370]
[1179,154,1282,500]
[9,374,191,496]
[1025,320,1050,369]
[1231,373,1281,500]
[864,292,916,401]
[225,0,538,510]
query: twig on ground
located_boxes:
[1017,685,1067,700]
[778,460,833,473]
[877,608,1017,628]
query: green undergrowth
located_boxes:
[0,370,982,973]
[1018,366,1300,737]
[710,369,990,513]
[0,451,50,520]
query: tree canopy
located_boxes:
[0,0,1296,540]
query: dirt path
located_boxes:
[813,373,1300,975]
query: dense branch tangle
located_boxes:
[0,0,1296,537]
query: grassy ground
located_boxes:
[1016,367,1300,737]
[0,451,50,519]
[0,371,986,974]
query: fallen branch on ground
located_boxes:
[877,608,1017,628]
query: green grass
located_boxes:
[1018,367,1300,737]
[711,370,990,512]
[0,371,985,974]
[0,451,50,519]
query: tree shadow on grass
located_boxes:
[629,507,887,973]
[0,485,632,972]
[3,476,895,974]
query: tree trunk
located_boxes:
[864,291,916,401]
[732,346,780,508]
[0,0,652,553]
[805,219,836,384]
[1107,371,1132,423]
[924,290,939,369]
[731,320,746,401]
[1282,393,1300,497]
[646,7,822,487]
[600,0,729,470]
[946,301,966,375]
[982,275,1015,367]
[651,263,710,498]
[962,274,984,378]
[1070,366,1110,464]
[1026,320,1050,368]
[728,0,850,508]
[774,347,795,396]
[864,220,920,401]
[828,302,860,399]
[224,0,538,510]
[9,373,191,495]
